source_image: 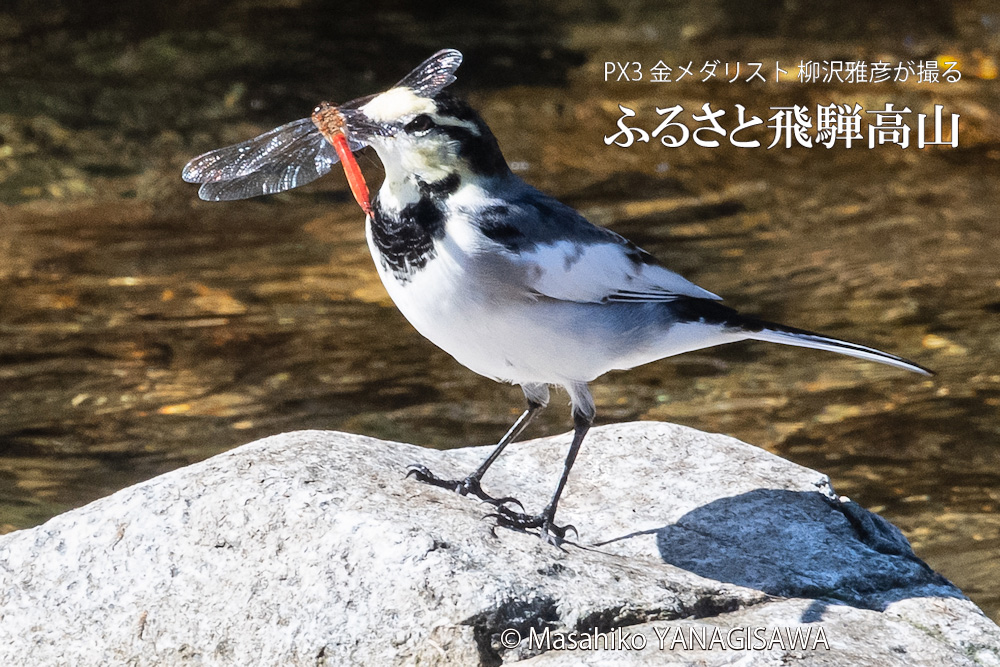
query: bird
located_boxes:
[183,50,932,545]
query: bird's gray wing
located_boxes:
[470,189,720,304]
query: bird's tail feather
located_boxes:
[746,323,933,376]
[669,297,932,375]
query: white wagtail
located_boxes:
[183,50,932,544]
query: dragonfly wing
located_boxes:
[196,159,330,201]
[392,49,463,98]
[183,118,341,201]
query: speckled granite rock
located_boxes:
[0,423,997,666]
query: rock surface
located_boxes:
[0,422,998,666]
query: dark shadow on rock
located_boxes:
[605,489,961,619]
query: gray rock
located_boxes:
[0,422,997,666]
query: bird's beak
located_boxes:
[337,105,393,145]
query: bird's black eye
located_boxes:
[405,114,435,133]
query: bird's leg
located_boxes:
[407,386,548,507]
[491,409,591,544]
[491,383,594,545]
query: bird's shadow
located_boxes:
[594,488,960,622]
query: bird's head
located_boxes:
[340,50,511,204]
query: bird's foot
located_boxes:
[406,464,523,509]
[488,505,577,547]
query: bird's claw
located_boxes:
[487,505,578,545]
[406,464,454,488]
[406,464,523,509]
[407,465,574,545]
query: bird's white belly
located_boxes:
[367,230,529,381]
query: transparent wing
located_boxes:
[183,118,320,183]
[195,159,323,201]
[182,117,362,201]
[392,49,463,97]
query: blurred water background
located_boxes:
[1,0,998,618]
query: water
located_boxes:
[1,0,998,620]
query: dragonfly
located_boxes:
[181,49,464,213]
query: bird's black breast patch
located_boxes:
[370,195,446,282]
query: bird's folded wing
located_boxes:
[473,189,719,304]
[509,239,720,303]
